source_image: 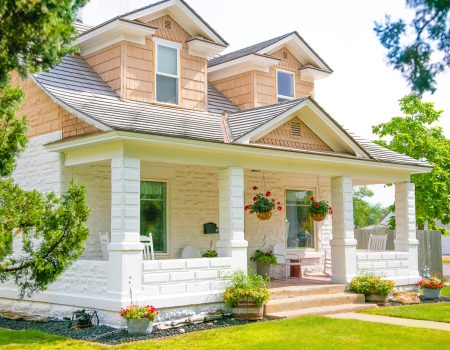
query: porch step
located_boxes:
[266,303,378,319]
[269,284,347,300]
[265,293,365,314]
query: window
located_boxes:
[140,181,167,253]
[286,190,315,249]
[155,40,180,104]
[277,69,295,102]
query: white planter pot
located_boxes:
[126,318,153,335]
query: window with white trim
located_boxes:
[155,40,180,104]
[277,69,295,102]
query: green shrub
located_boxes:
[202,249,218,258]
[250,249,278,265]
[224,271,270,307]
[350,274,395,296]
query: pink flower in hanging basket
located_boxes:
[265,191,271,197]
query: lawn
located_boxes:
[362,302,450,323]
[1,316,450,350]
[441,285,450,297]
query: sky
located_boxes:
[82,0,450,206]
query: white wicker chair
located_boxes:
[140,233,155,260]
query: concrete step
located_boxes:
[269,284,347,300]
[264,292,365,314]
[266,303,378,319]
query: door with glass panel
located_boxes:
[140,181,167,253]
[285,190,315,249]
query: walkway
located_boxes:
[328,312,450,331]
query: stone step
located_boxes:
[269,284,347,300]
[264,292,365,314]
[266,303,378,319]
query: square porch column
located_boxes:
[394,182,420,282]
[216,167,248,272]
[330,176,357,283]
[108,155,143,302]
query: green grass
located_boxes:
[442,286,450,297]
[362,302,450,323]
[2,316,450,350]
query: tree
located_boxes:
[374,0,450,95]
[372,94,450,233]
[0,0,89,296]
[353,186,389,229]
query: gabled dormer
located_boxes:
[208,32,332,110]
[74,0,227,111]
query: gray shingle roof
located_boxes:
[34,55,430,169]
[73,21,93,34]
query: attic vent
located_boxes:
[291,120,301,137]
[164,19,172,30]
[282,51,288,60]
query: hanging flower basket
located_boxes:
[309,197,333,222]
[244,186,282,221]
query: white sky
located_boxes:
[83,0,450,206]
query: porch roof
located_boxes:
[35,54,431,171]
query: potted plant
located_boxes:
[417,277,445,300]
[250,249,278,278]
[224,271,270,320]
[350,274,395,303]
[202,249,218,257]
[308,196,332,222]
[120,305,158,335]
[244,186,282,220]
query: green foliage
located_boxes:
[245,187,282,214]
[223,271,270,307]
[308,196,332,215]
[372,94,450,234]
[250,249,278,265]
[0,182,89,296]
[374,0,450,95]
[202,249,218,258]
[0,0,88,86]
[353,186,390,229]
[119,305,158,321]
[350,274,395,297]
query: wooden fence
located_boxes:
[355,228,443,277]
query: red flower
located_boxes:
[277,201,280,205]
[266,191,271,197]
[314,202,319,208]
[253,196,257,202]
[244,205,251,211]
[252,186,258,190]
[310,197,315,201]
[328,209,333,214]
[277,206,282,211]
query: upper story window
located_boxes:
[154,38,181,105]
[277,69,295,102]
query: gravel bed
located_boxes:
[0,316,260,345]
[384,296,450,307]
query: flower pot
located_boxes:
[231,297,264,320]
[126,318,153,335]
[257,211,272,220]
[311,213,326,221]
[423,288,441,300]
[256,262,271,278]
[365,293,389,304]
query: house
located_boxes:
[1,0,432,327]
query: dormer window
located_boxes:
[276,69,295,102]
[154,38,181,105]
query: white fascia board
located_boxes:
[187,39,226,58]
[259,34,331,72]
[152,36,182,49]
[123,0,227,46]
[45,130,432,176]
[75,19,156,56]
[299,66,331,82]
[208,54,279,81]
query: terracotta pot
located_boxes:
[423,288,441,300]
[232,297,264,320]
[311,212,326,221]
[365,293,388,304]
[126,318,153,335]
[256,263,271,278]
[257,211,272,220]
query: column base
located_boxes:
[216,239,248,272]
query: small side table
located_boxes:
[288,259,302,278]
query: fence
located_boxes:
[355,228,443,277]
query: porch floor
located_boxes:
[269,274,332,289]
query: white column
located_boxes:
[394,182,420,282]
[330,176,357,283]
[108,155,143,302]
[216,167,248,272]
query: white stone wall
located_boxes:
[356,251,410,284]
[12,131,62,195]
